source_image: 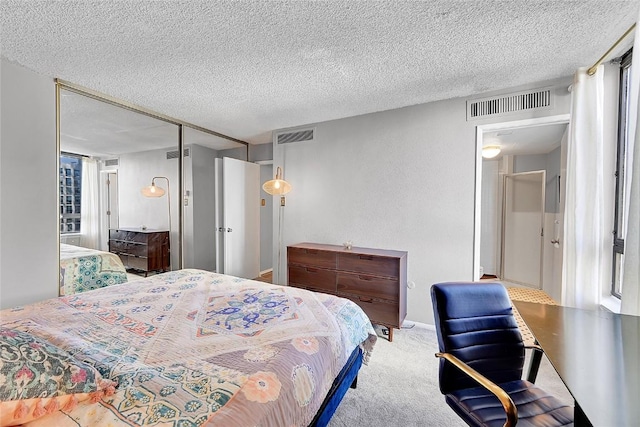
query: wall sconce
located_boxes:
[262,166,292,206]
[482,146,502,159]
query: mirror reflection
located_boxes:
[58,88,248,295]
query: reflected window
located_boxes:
[60,154,82,234]
[612,48,632,298]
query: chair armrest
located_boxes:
[435,352,518,427]
[525,344,543,353]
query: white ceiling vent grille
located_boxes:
[467,88,553,121]
[276,128,315,144]
[104,158,119,167]
[166,148,190,159]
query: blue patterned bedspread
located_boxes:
[2,269,377,426]
[59,243,128,295]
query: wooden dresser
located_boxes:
[108,228,170,276]
[287,242,407,341]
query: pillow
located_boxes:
[0,327,116,426]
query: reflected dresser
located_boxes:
[108,228,170,276]
[287,242,407,341]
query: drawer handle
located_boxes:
[359,297,374,303]
[306,267,318,273]
[358,275,374,281]
[306,249,318,254]
[358,255,374,261]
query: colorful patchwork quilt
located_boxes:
[59,243,128,295]
[2,269,377,426]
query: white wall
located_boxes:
[480,159,500,275]
[260,164,273,273]
[189,144,217,270]
[275,99,477,326]
[0,59,58,309]
[118,148,181,270]
[273,77,573,325]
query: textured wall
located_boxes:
[1,59,58,308]
[118,148,181,270]
[260,164,273,273]
[189,144,218,271]
[272,77,573,325]
[274,98,476,325]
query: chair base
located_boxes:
[446,380,573,427]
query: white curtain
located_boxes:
[562,66,606,310]
[620,20,640,316]
[79,157,100,249]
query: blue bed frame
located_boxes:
[309,346,363,426]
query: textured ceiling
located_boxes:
[1,1,638,144]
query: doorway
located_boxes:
[214,157,260,279]
[502,171,545,288]
[474,115,569,300]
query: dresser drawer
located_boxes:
[109,229,131,242]
[288,247,337,269]
[288,265,336,293]
[119,254,148,271]
[338,292,399,327]
[109,241,148,257]
[109,229,152,244]
[337,272,398,302]
[338,253,399,278]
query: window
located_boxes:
[59,154,82,234]
[612,49,632,298]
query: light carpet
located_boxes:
[329,322,573,427]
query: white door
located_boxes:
[215,157,260,279]
[501,171,545,288]
[99,170,119,251]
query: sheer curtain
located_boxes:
[562,65,607,310]
[621,21,640,316]
[79,157,100,249]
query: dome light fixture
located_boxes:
[482,146,502,159]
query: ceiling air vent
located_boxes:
[166,148,190,159]
[104,159,119,167]
[276,127,315,144]
[467,88,553,121]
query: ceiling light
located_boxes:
[482,146,501,159]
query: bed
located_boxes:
[59,243,128,295]
[1,269,377,426]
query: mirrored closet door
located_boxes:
[57,82,251,294]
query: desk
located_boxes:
[513,301,640,427]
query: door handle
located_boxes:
[227,228,233,232]
[550,239,560,244]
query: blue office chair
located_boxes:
[430,282,573,427]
